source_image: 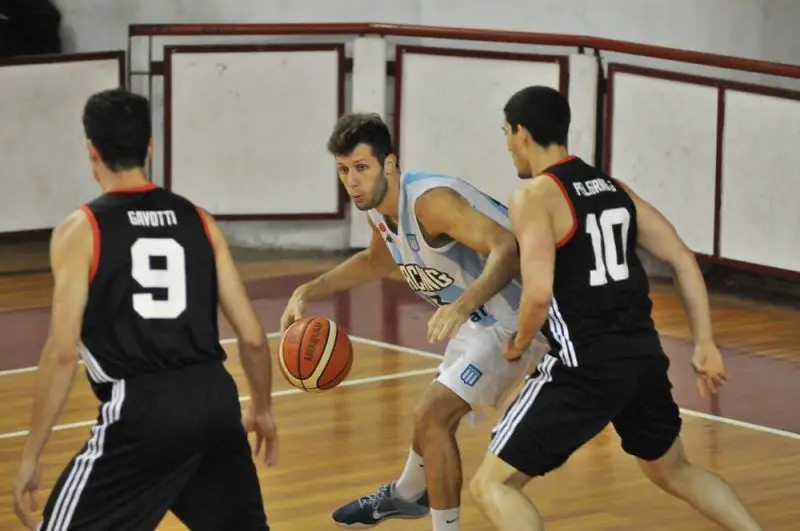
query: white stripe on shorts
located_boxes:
[46,380,126,530]
[489,355,557,454]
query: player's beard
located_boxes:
[358,171,389,211]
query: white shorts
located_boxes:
[435,322,548,425]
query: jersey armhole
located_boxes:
[410,188,458,255]
[195,206,216,254]
[80,205,101,283]
[540,172,577,248]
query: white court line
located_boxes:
[0,333,283,377]
[1,333,798,441]
[0,366,438,441]
[678,408,800,440]
[0,333,442,377]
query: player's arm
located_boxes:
[281,217,396,331]
[506,180,557,358]
[200,210,273,415]
[300,217,396,299]
[19,210,91,464]
[621,183,714,346]
[620,182,726,395]
[415,187,520,341]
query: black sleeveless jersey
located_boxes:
[79,184,226,384]
[539,157,657,366]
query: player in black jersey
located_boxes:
[12,88,278,531]
[469,86,763,531]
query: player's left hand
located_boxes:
[691,342,727,399]
[13,458,41,530]
[427,300,470,342]
[502,332,526,362]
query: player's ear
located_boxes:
[86,140,101,164]
[384,153,397,172]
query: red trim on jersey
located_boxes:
[81,205,101,283]
[108,183,157,193]
[196,206,216,253]
[541,172,577,248]
[551,154,576,167]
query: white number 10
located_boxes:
[131,238,187,319]
[586,207,631,286]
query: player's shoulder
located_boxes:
[401,170,456,188]
[50,207,94,255]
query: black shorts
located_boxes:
[40,362,268,531]
[489,338,682,478]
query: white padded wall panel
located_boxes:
[608,68,718,255]
[0,55,122,233]
[398,49,563,207]
[167,45,342,216]
[720,90,800,272]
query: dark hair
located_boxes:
[82,88,151,171]
[504,86,570,148]
[327,112,394,164]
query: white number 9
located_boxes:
[131,238,187,319]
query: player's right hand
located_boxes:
[244,407,279,467]
[691,342,728,399]
[280,288,308,333]
[13,458,41,530]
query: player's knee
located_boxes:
[412,386,469,439]
[469,469,495,507]
[638,439,690,492]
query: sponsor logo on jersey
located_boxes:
[406,234,420,251]
[398,264,454,293]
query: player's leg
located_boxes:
[39,380,203,531]
[413,380,471,530]
[330,324,536,529]
[417,323,540,530]
[471,355,639,531]
[614,356,763,531]
[170,424,268,530]
[330,329,475,529]
[170,364,269,530]
[470,454,538,531]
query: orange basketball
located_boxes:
[279,316,353,392]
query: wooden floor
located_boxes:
[0,249,799,530]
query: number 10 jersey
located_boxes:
[540,156,658,367]
[80,184,226,385]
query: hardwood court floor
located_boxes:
[0,252,799,529]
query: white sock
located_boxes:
[432,508,460,530]
[395,448,426,501]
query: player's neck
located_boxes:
[98,168,152,193]
[530,146,571,175]
[374,170,401,220]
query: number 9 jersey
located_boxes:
[79,183,226,386]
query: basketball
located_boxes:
[279,316,353,392]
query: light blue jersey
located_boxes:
[368,172,521,329]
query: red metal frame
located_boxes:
[0,51,127,241]
[603,63,721,261]
[393,45,569,163]
[163,43,347,221]
[605,63,800,279]
[129,22,800,79]
[124,23,800,278]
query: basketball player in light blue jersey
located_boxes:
[281,113,546,531]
